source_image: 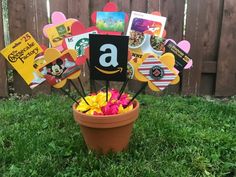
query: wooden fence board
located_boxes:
[215,0,236,96]
[182,0,224,95]
[128,0,147,93]
[0,2,8,97]
[68,0,90,91]
[28,0,51,95]
[8,0,50,95]
[50,0,68,16]
[8,0,31,94]
[0,0,235,97]
[160,0,185,94]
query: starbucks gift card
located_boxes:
[64,31,97,58]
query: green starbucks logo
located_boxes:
[75,38,89,56]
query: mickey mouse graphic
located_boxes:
[46,58,66,83]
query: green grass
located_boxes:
[0,94,236,177]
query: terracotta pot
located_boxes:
[72,100,140,154]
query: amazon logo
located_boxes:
[89,34,128,82]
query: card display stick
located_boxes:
[60,88,79,105]
[70,80,90,106]
[86,59,96,93]
[126,82,148,107]
[118,78,129,100]
[106,80,109,101]
[78,77,86,97]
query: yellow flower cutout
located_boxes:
[134,53,180,92]
[118,104,134,114]
[37,48,81,88]
[76,92,111,115]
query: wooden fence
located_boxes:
[0,0,235,97]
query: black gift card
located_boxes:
[89,34,129,81]
[165,41,191,72]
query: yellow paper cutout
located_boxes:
[38,48,81,88]
[135,53,179,91]
[0,32,44,88]
[45,19,77,48]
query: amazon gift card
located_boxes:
[89,34,128,81]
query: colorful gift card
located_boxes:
[43,12,77,50]
[127,11,166,37]
[164,40,192,72]
[62,21,99,65]
[38,49,81,88]
[0,32,46,89]
[89,34,129,81]
[135,53,179,91]
[96,12,125,32]
[91,2,129,35]
[127,11,166,57]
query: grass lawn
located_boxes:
[0,94,235,177]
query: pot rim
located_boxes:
[72,99,139,119]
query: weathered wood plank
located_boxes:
[202,61,217,74]
[8,0,31,94]
[67,0,90,91]
[8,0,50,95]
[128,0,147,93]
[182,0,224,95]
[215,0,236,96]
[27,0,51,95]
[0,2,8,97]
[160,0,185,94]
[50,0,68,16]
[147,0,160,13]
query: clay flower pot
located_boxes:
[72,100,139,154]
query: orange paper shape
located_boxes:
[38,48,81,88]
[135,53,179,91]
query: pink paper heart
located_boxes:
[165,39,192,69]
[43,11,77,51]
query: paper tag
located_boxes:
[96,12,125,32]
[138,56,177,91]
[0,32,45,89]
[165,40,191,72]
[39,49,80,88]
[89,34,128,81]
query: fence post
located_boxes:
[182,0,224,95]
[215,0,236,96]
[7,0,50,95]
[0,2,8,97]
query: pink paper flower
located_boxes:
[101,101,119,115]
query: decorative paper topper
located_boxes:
[43,12,77,50]
[164,39,192,73]
[127,11,167,59]
[96,12,125,32]
[91,2,129,35]
[37,48,81,88]
[62,21,99,65]
[135,53,179,91]
[0,32,46,89]
[89,34,129,82]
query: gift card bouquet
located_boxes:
[0,2,193,154]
